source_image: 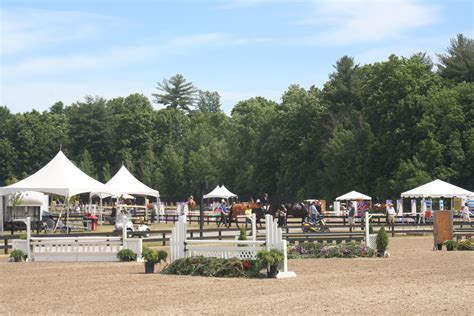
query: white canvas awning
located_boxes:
[219,185,237,198]
[336,190,372,201]
[91,165,159,199]
[203,185,237,199]
[0,151,110,197]
[401,179,473,198]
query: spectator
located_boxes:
[387,203,396,226]
[461,203,472,228]
[309,201,319,224]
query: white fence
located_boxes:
[170,214,296,278]
[12,217,142,262]
[14,237,142,262]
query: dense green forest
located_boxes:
[1,34,473,202]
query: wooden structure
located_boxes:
[433,210,454,249]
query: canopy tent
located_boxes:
[203,185,237,199]
[336,191,372,201]
[0,151,110,197]
[91,165,159,199]
[401,179,473,198]
[219,185,238,198]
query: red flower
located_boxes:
[242,260,252,270]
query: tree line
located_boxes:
[0,34,473,202]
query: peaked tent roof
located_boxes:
[336,190,372,201]
[203,185,237,199]
[401,179,473,198]
[95,165,159,198]
[0,151,110,197]
[219,185,237,198]
[203,186,222,199]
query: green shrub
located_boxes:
[443,240,457,249]
[117,249,137,262]
[456,239,474,251]
[142,247,168,263]
[257,249,284,268]
[376,226,389,252]
[161,257,262,278]
[238,228,247,240]
[10,249,26,262]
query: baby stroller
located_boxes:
[302,216,330,233]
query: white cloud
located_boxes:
[0,8,121,54]
[2,32,273,80]
[301,0,440,45]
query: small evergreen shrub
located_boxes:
[117,249,137,262]
[10,249,27,262]
[238,228,247,240]
[376,226,389,253]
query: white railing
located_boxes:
[11,220,143,262]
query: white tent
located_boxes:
[203,186,222,199]
[401,179,473,198]
[219,185,238,198]
[203,185,237,199]
[0,151,110,197]
[92,165,159,199]
[336,190,372,201]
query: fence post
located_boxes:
[218,230,222,240]
[4,239,7,254]
[392,222,395,237]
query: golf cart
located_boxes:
[114,211,151,238]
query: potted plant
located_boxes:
[142,247,168,274]
[237,228,247,247]
[257,248,284,278]
[443,240,457,251]
[116,249,137,262]
[10,249,27,262]
[376,226,389,257]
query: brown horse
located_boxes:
[227,202,265,228]
[188,197,196,212]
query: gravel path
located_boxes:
[0,236,473,315]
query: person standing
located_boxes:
[278,204,287,228]
[309,201,319,224]
[387,203,396,226]
[348,204,355,227]
[461,203,472,228]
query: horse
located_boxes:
[188,197,196,212]
[286,203,309,222]
[227,202,266,228]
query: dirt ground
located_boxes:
[0,236,473,315]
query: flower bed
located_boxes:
[452,239,474,251]
[288,242,375,259]
[161,257,263,278]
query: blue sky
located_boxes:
[1,0,473,113]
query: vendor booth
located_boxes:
[335,190,372,215]
[0,150,112,233]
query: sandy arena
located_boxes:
[1,236,473,315]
